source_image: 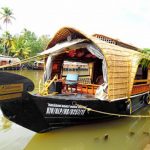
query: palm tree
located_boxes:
[0,7,15,31]
[1,31,15,55]
[11,36,31,59]
[13,47,31,59]
[0,7,15,55]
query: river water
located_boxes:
[0,70,150,150]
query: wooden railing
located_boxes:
[62,79,150,96]
[134,79,150,84]
[132,84,150,95]
[77,84,99,95]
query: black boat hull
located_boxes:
[0,72,149,133]
[0,92,149,133]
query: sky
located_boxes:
[0,0,150,48]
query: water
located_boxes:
[0,70,150,150]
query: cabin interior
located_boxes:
[47,46,104,96]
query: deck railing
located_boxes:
[132,79,150,95]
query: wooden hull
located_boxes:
[0,92,149,133]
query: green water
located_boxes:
[0,70,150,150]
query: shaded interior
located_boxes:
[48,45,104,95]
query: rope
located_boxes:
[39,74,58,96]
[76,104,150,118]
[0,55,43,69]
[0,50,67,69]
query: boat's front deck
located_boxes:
[42,93,97,101]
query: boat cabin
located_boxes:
[33,60,44,70]
[41,27,150,102]
[0,55,21,70]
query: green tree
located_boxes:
[0,38,4,54]
[13,47,31,59]
[0,7,15,55]
[0,7,15,31]
[21,29,39,56]
[141,48,150,67]
[38,35,50,50]
[142,48,150,54]
[0,27,50,59]
[11,35,31,59]
[1,31,14,55]
[19,29,50,56]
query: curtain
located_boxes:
[44,55,55,82]
[87,44,108,83]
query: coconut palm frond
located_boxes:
[0,7,15,33]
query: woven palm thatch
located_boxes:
[92,37,142,100]
[46,27,145,101]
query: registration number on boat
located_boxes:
[46,103,86,116]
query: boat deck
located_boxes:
[42,93,97,101]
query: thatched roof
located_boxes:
[93,34,140,51]
[46,27,87,49]
[46,27,145,101]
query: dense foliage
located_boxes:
[142,48,150,54]
[0,29,50,59]
[140,48,150,68]
[0,7,50,59]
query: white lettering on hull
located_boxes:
[46,103,86,116]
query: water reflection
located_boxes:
[0,116,12,131]
[0,70,150,150]
[25,107,150,150]
[0,109,35,150]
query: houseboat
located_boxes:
[32,60,44,70]
[0,27,150,133]
[0,55,21,70]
